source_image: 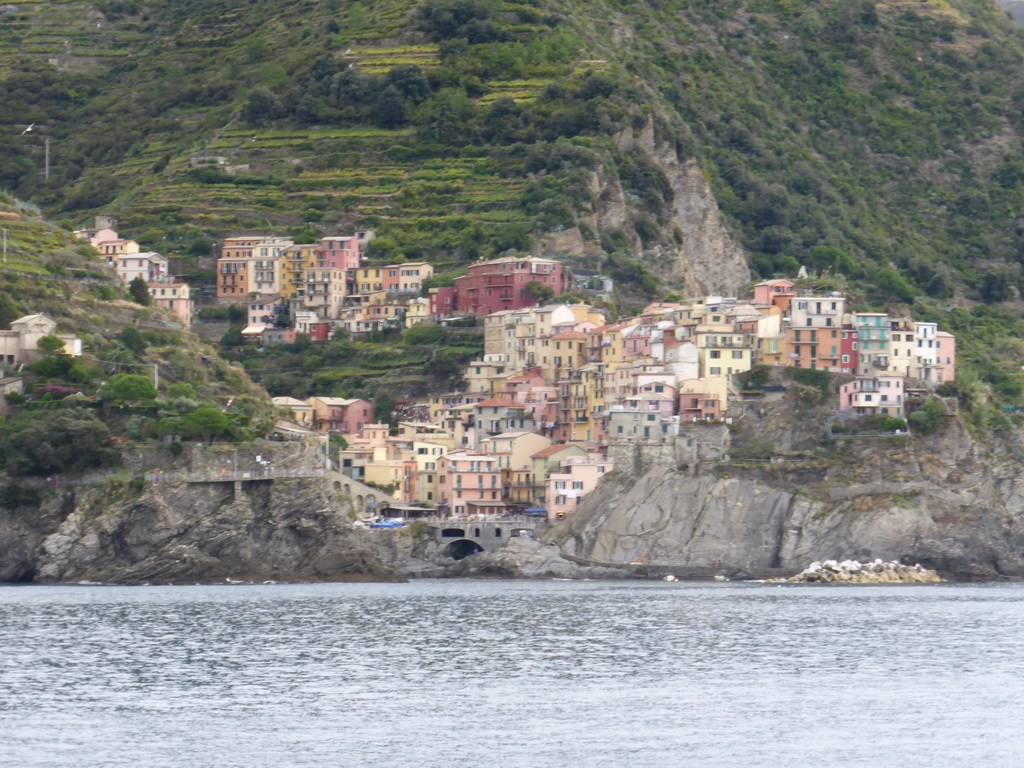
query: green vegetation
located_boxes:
[1,0,1024,410]
[222,322,483,400]
[0,212,275,473]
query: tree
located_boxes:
[243,87,283,124]
[375,85,407,128]
[181,406,230,441]
[419,87,473,142]
[387,65,430,104]
[876,269,914,303]
[220,324,246,347]
[4,411,119,476]
[374,392,395,423]
[119,326,146,353]
[36,334,66,356]
[100,373,157,404]
[166,382,196,399]
[129,276,150,305]
[524,280,555,304]
[0,293,19,328]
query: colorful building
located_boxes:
[452,256,567,316]
[148,282,193,326]
[838,377,905,417]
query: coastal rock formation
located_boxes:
[546,397,1024,581]
[30,477,400,584]
[784,559,943,584]
[445,538,629,580]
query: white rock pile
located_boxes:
[786,559,943,584]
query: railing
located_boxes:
[151,467,328,483]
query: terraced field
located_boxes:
[0,0,587,262]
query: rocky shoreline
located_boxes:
[779,559,943,584]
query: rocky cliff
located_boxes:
[17,477,400,584]
[546,393,1024,580]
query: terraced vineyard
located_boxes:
[0,0,586,264]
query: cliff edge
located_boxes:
[546,394,1024,581]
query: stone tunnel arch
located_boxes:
[445,539,484,560]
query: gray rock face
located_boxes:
[444,537,629,579]
[536,120,750,297]
[548,415,1024,580]
[30,478,400,584]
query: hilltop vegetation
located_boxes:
[2,1,1024,406]
[0,196,273,480]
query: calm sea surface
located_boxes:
[1,579,1022,767]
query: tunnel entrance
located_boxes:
[444,539,484,560]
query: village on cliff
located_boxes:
[3,220,956,523]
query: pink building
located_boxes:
[316,236,361,270]
[148,283,193,327]
[838,377,904,417]
[936,332,956,384]
[678,379,721,421]
[437,452,504,516]
[624,388,676,417]
[307,397,374,435]
[452,256,567,316]
[752,279,796,311]
[545,457,613,520]
[621,325,652,360]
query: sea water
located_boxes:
[1,579,1022,767]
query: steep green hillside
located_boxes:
[3,1,1024,406]
[0,194,274,477]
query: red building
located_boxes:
[840,323,858,374]
[452,257,567,316]
[429,286,457,318]
[308,321,332,342]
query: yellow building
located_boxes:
[404,298,431,328]
[412,440,449,505]
[695,324,754,379]
[479,432,552,472]
[280,244,319,298]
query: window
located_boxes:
[732,350,742,359]
[710,350,720,359]
[572,481,584,490]
[555,481,566,490]
[710,367,721,375]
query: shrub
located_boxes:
[908,397,946,435]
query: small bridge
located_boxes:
[414,517,547,559]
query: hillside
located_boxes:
[3,1,1024,402]
[0,193,274,481]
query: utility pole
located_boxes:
[152,363,159,390]
[44,137,50,181]
[2,228,6,265]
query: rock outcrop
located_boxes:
[445,538,629,580]
[30,478,401,584]
[783,559,943,584]
[546,405,1024,581]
